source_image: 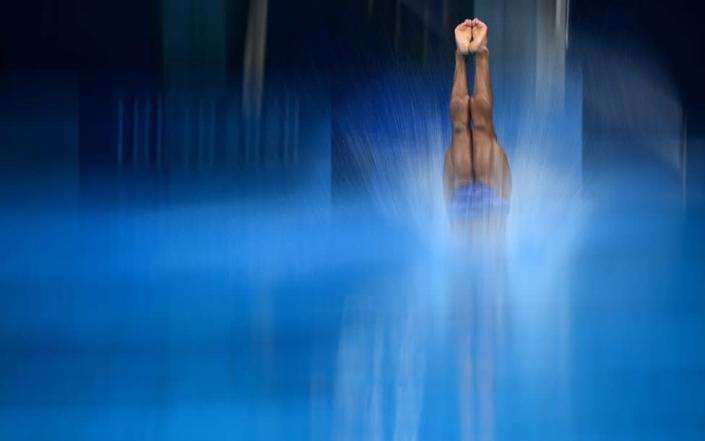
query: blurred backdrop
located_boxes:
[1,1,705,440]
[1,0,703,203]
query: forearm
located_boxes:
[451,50,469,99]
[472,47,492,102]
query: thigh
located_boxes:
[470,96,510,198]
[449,130,473,185]
[471,128,511,198]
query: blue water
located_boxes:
[1,168,704,440]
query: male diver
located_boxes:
[444,19,511,219]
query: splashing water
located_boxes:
[331,64,587,440]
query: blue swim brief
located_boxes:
[448,182,509,219]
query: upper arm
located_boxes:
[450,96,469,126]
[498,147,512,199]
[470,95,494,131]
[443,149,455,201]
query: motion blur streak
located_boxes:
[2,0,705,440]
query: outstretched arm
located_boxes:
[470,19,492,107]
[446,20,474,200]
[450,20,472,128]
[451,20,472,100]
[451,49,469,100]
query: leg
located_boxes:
[469,21,511,199]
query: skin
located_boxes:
[444,18,511,202]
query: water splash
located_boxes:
[331,63,587,440]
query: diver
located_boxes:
[444,19,511,219]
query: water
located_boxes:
[0,51,701,441]
[1,162,704,441]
